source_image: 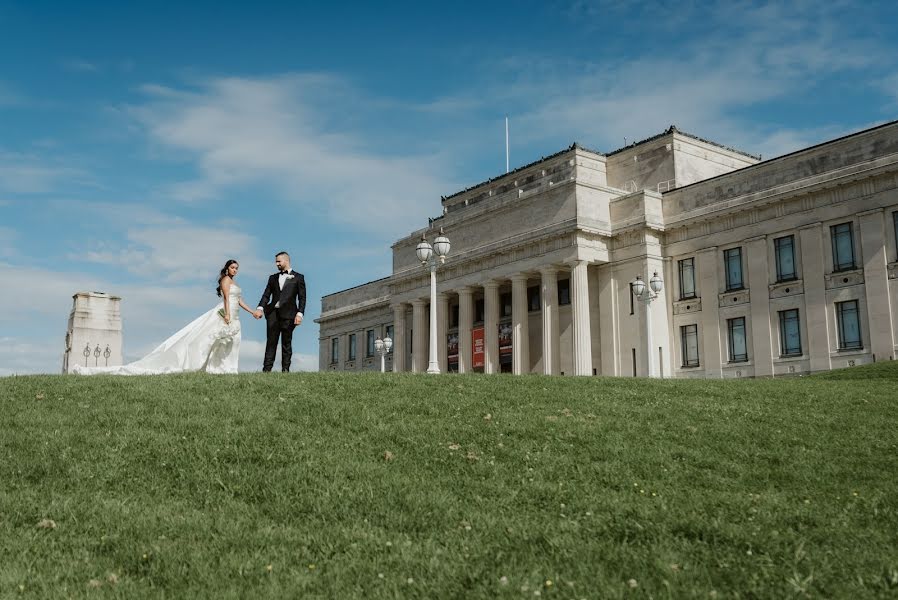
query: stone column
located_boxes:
[391,304,407,372]
[746,236,774,377]
[799,223,832,372]
[859,209,895,360]
[411,299,427,373]
[597,265,619,376]
[457,287,474,374]
[540,267,560,375]
[483,280,500,374]
[511,274,530,375]
[697,247,722,377]
[437,292,450,372]
[570,260,593,376]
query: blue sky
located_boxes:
[2,0,897,375]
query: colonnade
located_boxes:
[390,263,595,375]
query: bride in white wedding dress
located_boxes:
[72,260,257,375]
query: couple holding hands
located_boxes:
[73,251,306,376]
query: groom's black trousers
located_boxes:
[264,315,296,372]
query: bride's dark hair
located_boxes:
[216,259,239,297]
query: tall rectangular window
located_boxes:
[836,300,862,350]
[778,309,801,356]
[893,211,898,257]
[831,222,856,271]
[558,279,571,306]
[724,248,744,291]
[727,317,748,362]
[330,338,339,364]
[366,330,375,357]
[500,292,512,318]
[774,235,797,282]
[680,324,699,367]
[678,258,696,299]
[348,333,357,361]
[527,286,540,312]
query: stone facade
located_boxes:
[62,292,123,373]
[316,123,898,377]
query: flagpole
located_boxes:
[505,115,509,173]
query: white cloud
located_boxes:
[0,226,18,258]
[0,336,58,376]
[80,223,267,283]
[0,150,93,194]
[434,0,895,163]
[128,75,456,237]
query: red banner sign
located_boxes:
[472,327,485,369]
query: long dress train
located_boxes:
[71,285,243,375]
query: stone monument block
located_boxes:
[62,292,123,373]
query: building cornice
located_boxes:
[663,153,898,233]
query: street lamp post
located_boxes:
[374,336,393,373]
[416,228,451,374]
[631,272,664,378]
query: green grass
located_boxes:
[2,364,898,599]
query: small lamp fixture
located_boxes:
[433,228,451,263]
[632,275,647,298]
[416,234,433,265]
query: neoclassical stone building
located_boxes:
[317,121,898,377]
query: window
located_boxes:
[893,211,898,258]
[527,286,540,312]
[727,317,748,362]
[836,300,862,350]
[348,333,357,361]
[774,235,797,282]
[385,325,394,347]
[678,258,696,299]
[330,338,339,364]
[366,330,375,357]
[724,248,744,291]
[680,324,699,367]
[830,222,856,272]
[558,279,571,306]
[500,292,512,318]
[778,309,801,356]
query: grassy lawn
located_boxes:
[1,364,897,598]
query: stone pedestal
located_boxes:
[63,292,123,373]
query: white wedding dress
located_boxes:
[72,284,243,375]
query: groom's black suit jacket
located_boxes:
[258,270,307,320]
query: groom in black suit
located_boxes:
[255,251,307,372]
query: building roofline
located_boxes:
[665,118,898,195]
[441,126,760,205]
[605,125,761,160]
[321,274,392,299]
[442,143,600,203]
